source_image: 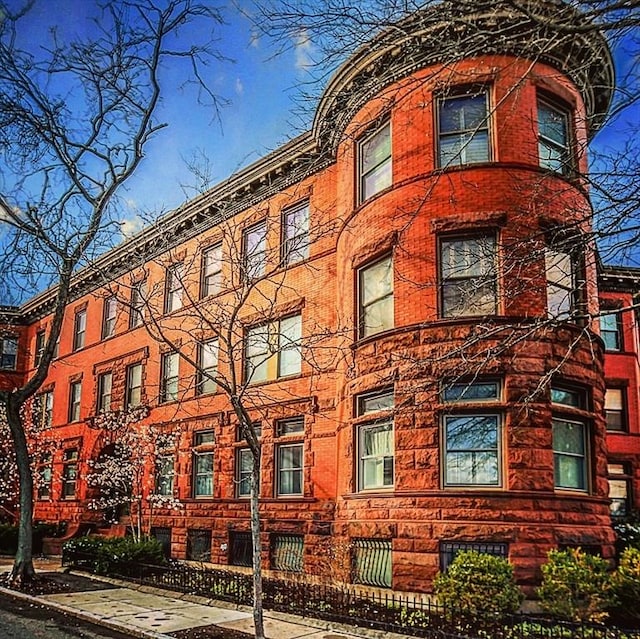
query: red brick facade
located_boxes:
[1,3,636,593]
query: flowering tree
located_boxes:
[87,406,182,542]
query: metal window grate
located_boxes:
[187,529,212,562]
[271,534,303,572]
[440,541,508,571]
[151,527,172,559]
[352,538,392,588]
[230,532,253,567]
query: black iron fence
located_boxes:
[61,547,640,639]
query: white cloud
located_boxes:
[120,214,144,238]
[235,77,244,96]
[294,29,314,71]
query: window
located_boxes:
[357,390,394,491]
[605,387,626,432]
[192,431,214,498]
[546,248,577,319]
[201,244,222,298]
[160,351,179,403]
[277,443,303,496]
[229,532,253,567]
[271,534,303,572]
[68,380,82,422]
[601,312,622,350]
[0,336,18,370]
[36,453,52,500]
[34,391,54,428]
[276,417,304,437]
[283,202,310,265]
[352,539,392,588]
[440,235,497,317]
[553,417,587,491]
[236,421,262,441]
[243,221,267,281]
[440,541,508,572]
[129,281,145,328]
[73,309,87,351]
[359,255,394,338]
[102,296,117,339]
[164,263,184,313]
[34,330,46,366]
[151,527,172,559]
[358,121,392,202]
[62,449,79,499]
[245,314,302,383]
[97,372,113,413]
[442,381,501,487]
[538,98,571,174]
[126,363,143,409]
[187,529,212,562]
[155,454,175,496]
[608,463,632,517]
[197,339,218,396]
[236,448,253,498]
[438,89,490,167]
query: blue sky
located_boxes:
[6,0,639,262]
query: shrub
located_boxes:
[64,535,165,575]
[433,550,523,618]
[612,546,640,619]
[613,515,640,555]
[537,548,616,623]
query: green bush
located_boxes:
[64,536,165,575]
[612,546,640,619]
[537,548,616,623]
[433,550,523,618]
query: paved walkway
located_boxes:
[0,557,403,639]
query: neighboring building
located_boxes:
[0,0,637,593]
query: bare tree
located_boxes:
[0,0,226,584]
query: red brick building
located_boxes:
[1,1,638,592]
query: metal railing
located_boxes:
[62,547,640,639]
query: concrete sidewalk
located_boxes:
[0,557,403,639]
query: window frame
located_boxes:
[439,234,497,318]
[97,371,113,414]
[129,281,146,329]
[244,314,302,384]
[601,311,622,351]
[73,309,87,351]
[164,263,184,314]
[201,243,222,298]
[356,389,395,492]
[35,390,54,428]
[192,430,215,498]
[34,330,46,367]
[440,541,508,572]
[243,221,268,281]
[0,336,18,370]
[36,452,53,500]
[358,254,394,339]
[552,417,588,492]
[196,339,218,396]
[68,380,82,423]
[126,362,143,409]
[187,529,212,562]
[160,351,179,404]
[155,453,175,496]
[102,296,117,339]
[441,380,502,488]
[437,88,491,168]
[276,442,304,497]
[605,387,627,432]
[282,201,310,265]
[62,448,79,499]
[357,120,392,204]
[236,448,253,498]
[537,96,572,175]
[352,538,392,588]
[271,534,304,572]
[608,462,632,518]
[545,247,579,319]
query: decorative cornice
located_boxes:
[313,0,614,154]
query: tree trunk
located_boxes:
[5,395,36,584]
[250,446,265,639]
